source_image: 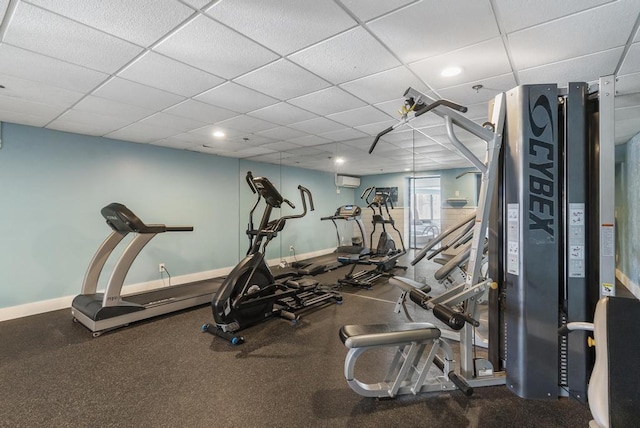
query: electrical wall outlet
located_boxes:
[289,245,294,253]
[159,263,166,273]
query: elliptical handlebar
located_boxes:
[386,193,394,210]
[360,186,374,204]
[246,171,257,194]
[297,185,314,213]
[270,185,314,233]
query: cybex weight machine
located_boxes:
[339,79,617,403]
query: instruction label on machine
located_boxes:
[507,204,519,275]
[568,203,585,278]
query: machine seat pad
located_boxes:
[340,322,439,348]
[286,277,318,288]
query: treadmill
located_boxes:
[321,205,370,264]
[71,203,223,336]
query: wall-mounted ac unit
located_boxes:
[335,174,361,188]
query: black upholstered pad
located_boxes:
[339,322,440,348]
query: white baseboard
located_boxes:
[0,248,336,323]
[616,269,640,300]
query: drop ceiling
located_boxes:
[0,0,639,175]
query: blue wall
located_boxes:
[0,123,343,309]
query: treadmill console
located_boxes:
[101,203,148,233]
[337,205,361,217]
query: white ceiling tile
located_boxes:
[48,110,132,135]
[26,0,194,47]
[46,120,120,136]
[227,135,275,146]
[189,125,247,140]
[260,141,303,151]
[288,86,367,115]
[247,102,317,126]
[151,139,198,150]
[340,137,373,152]
[244,153,284,164]
[73,96,155,121]
[619,42,640,76]
[105,123,182,143]
[493,0,614,33]
[182,0,212,10]
[206,0,355,55]
[460,103,491,121]
[285,135,333,146]
[368,1,499,63]
[285,147,327,156]
[168,132,225,146]
[235,146,277,157]
[195,82,278,113]
[0,44,108,93]
[355,119,398,135]
[289,27,401,84]
[508,1,637,70]
[320,127,368,142]
[214,150,253,158]
[154,15,278,79]
[410,38,512,90]
[340,0,417,22]
[0,108,53,127]
[519,47,623,86]
[289,117,346,134]
[215,115,278,133]
[376,127,417,144]
[616,71,640,95]
[327,105,391,127]
[436,73,517,108]
[139,112,208,132]
[340,66,430,104]
[4,2,142,73]
[256,126,308,140]
[234,59,330,100]
[93,77,185,110]
[0,73,84,107]
[118,52,224,97]
[0,94,66,121]
[164,99,237,123]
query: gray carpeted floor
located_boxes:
[0,256,592,428]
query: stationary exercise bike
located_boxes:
[203,172,342,344]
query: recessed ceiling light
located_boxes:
[335,157,345,165]
[212,130,225,138]
[404,168,411,171]
[441,66,463,77]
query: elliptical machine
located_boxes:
[338,187,406,288]
[203,172,342,344]
[363,186,406,267]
